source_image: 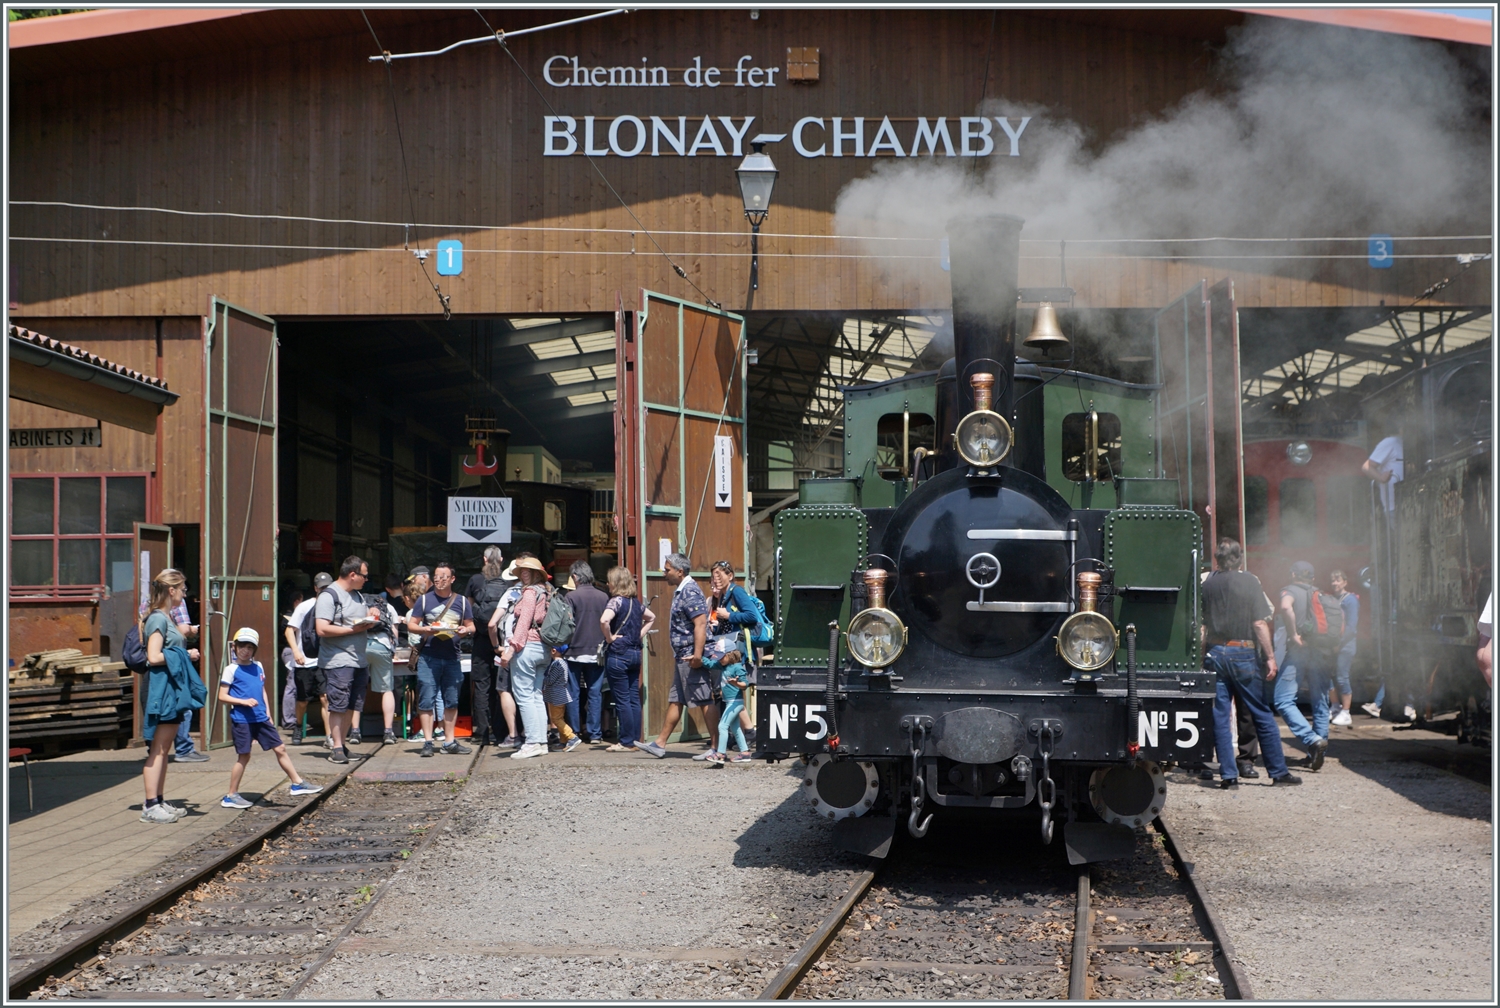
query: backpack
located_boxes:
[538,586,577,648]
[299,587,337,660]
[1290,583,1344,652]
[122,624,150,673]
[472,575,509,624]
[742,591,774,646]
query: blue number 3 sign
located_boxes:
[437,240,464,276]
[1368,234,1393,269]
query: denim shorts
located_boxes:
[416,655,464,713]
[231,719,284,754]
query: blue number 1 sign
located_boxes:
[437,240,464,276]
[1368,235,1393,269]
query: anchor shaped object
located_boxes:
[460,442,499,476]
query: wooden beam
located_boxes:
[8,359,162,434]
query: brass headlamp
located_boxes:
[846,568,907,668]
[1056,570,1117,672]
[954,372,1013,468]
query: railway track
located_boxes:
[11,749,483,1001]
[760,815,1250,1001]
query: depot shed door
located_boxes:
[617,292,747,738]
[202,299,279,749]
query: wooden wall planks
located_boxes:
[9,8,1489,317]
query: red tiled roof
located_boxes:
[1238,8,1492,46]
[8,324,170,392]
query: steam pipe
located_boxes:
[1125,623,1139,767]
[825,621,842,751]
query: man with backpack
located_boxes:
[316,556,382,765]
[284,571,333,745]
[1276,560,1338,770]
[466,546,516,748]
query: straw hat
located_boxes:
[511,556,549,576]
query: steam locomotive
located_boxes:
[756,216,1216,863]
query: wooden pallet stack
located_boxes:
[8,649,134,750]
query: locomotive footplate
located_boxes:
[755,687,1215,765]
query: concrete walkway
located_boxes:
[6,746,288,935]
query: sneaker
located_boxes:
[511,742,547,759]
[1271,773,1304,786]
[1361,702,1382,718]
[442,741,473,755]
[730,752,755,763]
[1236,762,1260,779]
[692,750,717,762]
[162,800,187,819]
[383,730,396,746]
[434,727,446,741]
[498,735,521,750]
[1332,709,1353,727]
[1404,705,1418,721]
[634,740,667,759]
[1218,779,1239,790]
[1307,737,1328,772]
[171,750,211,763]
[323,737,333,750]
[221,793,253,809]
[563,736,582,753]
[292,725,304,744]
[329,747,350,765]
[348,733,362,746]
[140,803,179,824]
[421,742,436,758]
[288,781,324,797]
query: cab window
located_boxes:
[1061,412,1122,482]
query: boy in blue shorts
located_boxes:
[219,628,323,808]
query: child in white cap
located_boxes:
[219,627,324,808]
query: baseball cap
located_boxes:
[1290,560,1315,580]
[231,627,260,646]
[313,572,334,590]
[409,565,431,577]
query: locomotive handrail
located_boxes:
[967,600,1073,612]
[967,529,1077,540]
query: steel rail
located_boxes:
[6,759,364,999]
[758,868,880,999]
[1153,815,1253,1000]
[1068,868,1092,999]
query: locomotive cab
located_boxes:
[757,215,1217,862]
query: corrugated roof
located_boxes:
[8,324,173,394]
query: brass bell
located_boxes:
[1024,302,1069,354]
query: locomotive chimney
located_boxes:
[940,214,1024,467]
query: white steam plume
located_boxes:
[834,18,1491,254]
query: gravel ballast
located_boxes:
[1166,720,1492,1001]
[299,750,869,1000]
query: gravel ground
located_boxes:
[299,750,870,1000]
[1167,722,1493,1002]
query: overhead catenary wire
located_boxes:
[13,201,1491,247]
[471,8,723,310]
[11,235,1491,264]
[365,8,628,62]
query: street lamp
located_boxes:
[736,140,778,291]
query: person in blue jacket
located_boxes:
[139,569,206,824]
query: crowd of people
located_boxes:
[133,546,769,822]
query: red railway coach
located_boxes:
[1242,437,1375,659]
